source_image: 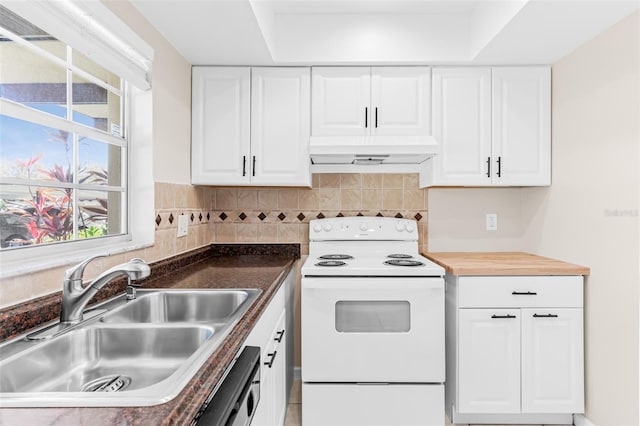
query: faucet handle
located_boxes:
[64,254,107,283]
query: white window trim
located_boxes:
[0,87,154,279]
[0,1,155,279]
[0,0,153,90]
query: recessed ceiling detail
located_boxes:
[130,0,639,65]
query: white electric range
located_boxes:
[301,216,446,426]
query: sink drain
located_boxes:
[82,375,132,392]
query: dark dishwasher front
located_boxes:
[193,346,261,426]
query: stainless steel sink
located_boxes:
[0,288,261,407]
[1,325,213,393]
[101,289,255,324]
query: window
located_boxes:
[0,6,126,250]
[0,2,153,276]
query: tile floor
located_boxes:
[284,379,564,426]
[284,379,302,426]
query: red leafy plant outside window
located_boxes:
[6,130,109,247]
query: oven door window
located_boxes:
[335,301,410,333]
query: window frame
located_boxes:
[0,9,154,279]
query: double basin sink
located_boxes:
[0,288,261,407]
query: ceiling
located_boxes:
[130,0,640,65]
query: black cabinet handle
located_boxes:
[365,107,368,128]
[264,350,277,368]
[533,313,559,318]
[497,156,502,177]
[491,314,516,319]
[252,156,256,177]
[274,329,285,343]
[375,107,378,128]
[242,156,246,177]
[486,157,491,178]
[512,291,537,295]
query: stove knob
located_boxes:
[395,222,406,232]
[322,222,332,232]
[313,223,322,233]
[359,222,368,231]
[406,223,415,233]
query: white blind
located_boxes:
[1,0,154,90]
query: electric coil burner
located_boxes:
[315,260,347,267]
[384,259,425,267]
[301,216,446,426]
[318,254,354,260]
[387,253,414,259]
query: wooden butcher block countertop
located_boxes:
[424,252,590,276]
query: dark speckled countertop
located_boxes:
[0,244,299,426]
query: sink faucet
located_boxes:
[60,255,151,323]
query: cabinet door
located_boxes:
[251,67,311,187]
[191,67,250,185]
[492,67,551,186]
[244,285,286,426]
[254,308,287,426]
[458,309,521,413]
[252,345,274,426]
[371,67,431,136]
[432,68,491,185]
[272,309,288,426]
[311,67,370,136]
[521,308,584,413]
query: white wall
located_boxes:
[103,0,192,185]
[427,187,526,252]
[521,11,640,426]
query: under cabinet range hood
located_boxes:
[309,135,439,165]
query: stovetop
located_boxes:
[303,252,444,277]
[303,217,444,277]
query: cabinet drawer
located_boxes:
[458,276,583,308]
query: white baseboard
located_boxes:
[294,366,301,380]
[574,414,595,426]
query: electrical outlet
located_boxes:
[177,214,188,237]
[486,213,498,231]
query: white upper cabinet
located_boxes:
[311,67,370,136]
[432,68,491,185]
[427,66,550,187]
[192,67,311,187]
[311,66,431,137]
[191,67,250,185]
[371,67,431,136]
[251,67,311,186]
[492,67,551,186]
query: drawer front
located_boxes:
[302,383,444,426]
[458,276,583,308]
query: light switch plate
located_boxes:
[486,213,498,231]
[177,214,188,237]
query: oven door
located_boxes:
[301,277,444,383]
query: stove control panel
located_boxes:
[309,217,419,241]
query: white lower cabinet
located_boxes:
[521,308,584,414]
[270,309,287,425]
[245,271,293,426]
[446,275,584,424]
[458,309,521,414]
